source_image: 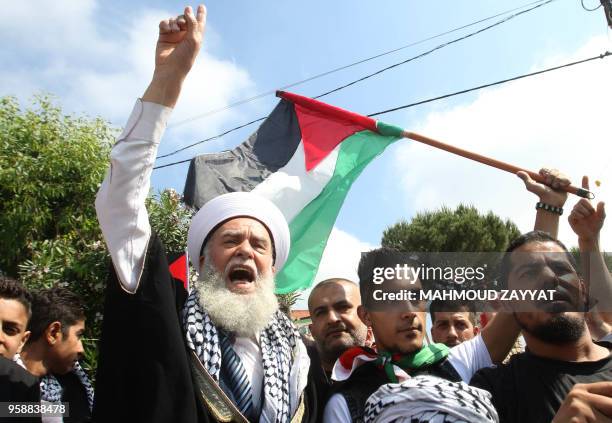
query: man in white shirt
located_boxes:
[322,249,520,423]
[93,5,309,422]
[323,168,575,423]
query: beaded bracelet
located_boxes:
[535,202,563,215]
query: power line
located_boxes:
[368,51,611,116]
[167,0,555,129]
[157,116,266,159]
[581,0,602,11]
[313,0,555,99]
[152,50,611,171]
[157,0,555,160]
[154,157,193,170]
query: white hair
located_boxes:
[194,250,278,337]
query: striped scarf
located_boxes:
[14,353,94,410]
[182,290,301,423]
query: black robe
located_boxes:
[55,371,91,423]
[303,346,333,423]
[93,233,210,422]
[93,233,318,423]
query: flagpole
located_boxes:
[276,90,593,199]
[401,131,594,199]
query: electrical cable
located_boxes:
[153,50,611,170]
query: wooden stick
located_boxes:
[401,131,594,199]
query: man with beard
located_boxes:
[322,168,576,423]
[308,279,369,374]
[93,5,310,423]
[305,279,370,421]
[470,182,611,423]
[323,249,522,423]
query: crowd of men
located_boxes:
[1,4,611,423]
[0,280,92,422]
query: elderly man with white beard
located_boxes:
[92,5,310,423]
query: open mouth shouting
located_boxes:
[225,264,257,293]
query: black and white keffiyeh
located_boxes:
[364,375,499,423]
[182,290,301,423]
[14,354,94,411]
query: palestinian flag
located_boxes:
[183,91,404,293]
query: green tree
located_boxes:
[0,95,193,376]
[569,247,612,275]
[382,204,520,253]
[382,204,521,290]
[0,95,115,276]
[277,291,300,316]
[147,189,193,254]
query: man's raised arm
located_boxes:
[95,5,206,292]
[569,176,610,321]
[517,167,570,238]
[480,168,571,363]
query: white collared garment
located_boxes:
[96,100,312,419]
[96,99,267,410]
[96,99,173,294]
[233,335,264,409]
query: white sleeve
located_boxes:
[95,99,173,293]
[446,334,493,383]
[323,393,352,423]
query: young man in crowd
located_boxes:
[430,300,479,347]
[322,248,520,422]
[430,300,526,363]
[0,275,41,409]
[19,287,93,422]
[322,168,574,422]
[471,178,612,423]
[0,275,32,360]
[305,278,371,421]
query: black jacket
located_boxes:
[93,233,316,423]
[0,356,41,423]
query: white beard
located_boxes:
[195,262,279,337]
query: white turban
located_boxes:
[186,192,290,273]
